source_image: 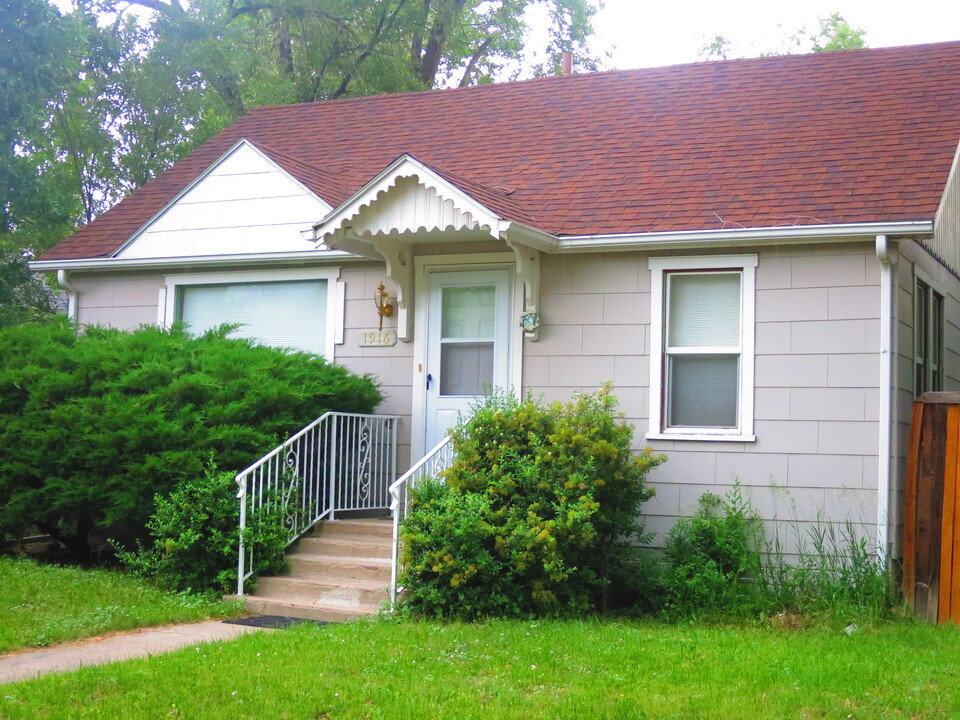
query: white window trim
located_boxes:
[647,254,757,442]
[913,267,945,395]
[159,266,345,360]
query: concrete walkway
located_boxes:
[0,620,270,685]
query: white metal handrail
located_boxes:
[236,411,399,595]
[388,435,453,607]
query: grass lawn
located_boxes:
[3,618,959,719]
[0,557,242,653]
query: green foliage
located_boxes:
[0,248,55,328]
[5,619,960,718]
[661,485,767,617]
[765,520,895,623]
[700,12,866,61]
[660,486,896,622]
[117,464,290,593]
[400,387,665,618]
[0,319,381,554]
[0,556,240,653]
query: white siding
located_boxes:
[116,142,331,259]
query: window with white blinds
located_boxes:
[179,280,328,355]
[163,267,341,359]
[648,255,757,441]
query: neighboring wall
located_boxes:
[923,143,960,276]
[527,244,882,553]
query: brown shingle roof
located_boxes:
[42,41,960,260]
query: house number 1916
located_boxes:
[358,329,398,347]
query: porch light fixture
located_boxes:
[374,283,394,330]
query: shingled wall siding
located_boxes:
[73,272,165,328]
[892,240,960,557]
[334,264,413,471]
[525,245,883,553]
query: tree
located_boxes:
[700,12,867,61]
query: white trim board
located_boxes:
[160,266,344,360]
[647,254,758,443]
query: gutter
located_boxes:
[56,270,77,321]
[875,234,897,565]
[556,221,933,252]
[30,249,359,273]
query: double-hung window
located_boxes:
[648,255,757,441]
[914,275,944,395]
[161,267,343,358]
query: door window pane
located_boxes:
[440,342,493,396]
[668,355,739,428]
[442,286,495,339]
[180,280,327,356]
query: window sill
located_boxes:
[644,432,757,443]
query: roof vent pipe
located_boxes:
[561,53,573,75]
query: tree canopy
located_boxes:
[700,12,867,61]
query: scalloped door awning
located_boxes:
[312,155,555,342]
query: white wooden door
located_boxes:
[424,269,512,450]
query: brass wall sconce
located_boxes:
[374,283,394,330]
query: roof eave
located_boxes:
[555,221,934,253]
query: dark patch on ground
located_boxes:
[223,615,331,629]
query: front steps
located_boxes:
[237,518,393,622]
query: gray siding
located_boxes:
[893,240,960,557]
[527,244,882,553]
[72,272,164,329]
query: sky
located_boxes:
[591,0,960,69]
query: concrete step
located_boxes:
[294,535,392,559]
[312,518,393,540]
[238,596,380,623]
[286,553,392,583]
[256,576,389,606]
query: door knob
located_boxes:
[426,373,433,389]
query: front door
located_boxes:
[424,268,512,450]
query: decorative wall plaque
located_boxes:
[357,329,398,347]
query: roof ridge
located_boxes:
[243,39,960,115]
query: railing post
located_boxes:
[328,413,338,520]
[236,475,248,596]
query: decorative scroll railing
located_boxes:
[235,411,399,595]
[388,435,453,607]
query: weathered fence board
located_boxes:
[904,393,960,623]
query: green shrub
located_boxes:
[399,386,665,618]
[661,485,768,617]
[117,464,289,594]
[660,486,897,622]
[0,319,381,554]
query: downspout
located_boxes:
[875,235,896,566]
[56,269,77,322]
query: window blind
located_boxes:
[180,280,328,356]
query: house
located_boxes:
[31,40,960,570]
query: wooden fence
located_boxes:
[904,392,960,623]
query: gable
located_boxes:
[115,141,333,260]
